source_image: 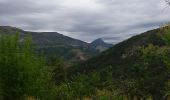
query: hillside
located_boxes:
[69,26,168,74]
[0,26,112,64]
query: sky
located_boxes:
[0,0,170,43]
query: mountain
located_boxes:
[90,38,113,52]
[0,26,89,48]
[0,26,113,64]
[68,26,168,74]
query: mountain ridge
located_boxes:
[0,26,112,64]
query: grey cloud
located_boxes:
[0,0,170,43]
[0,0,56,15]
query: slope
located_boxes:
[69,26,168,74]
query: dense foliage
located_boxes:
[0,34,55,100]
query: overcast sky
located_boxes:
[0,0,170,43]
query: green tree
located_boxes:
[0,33,54,100]
[161,25,170,45]
[138,45,169,99]
[47,56,66,85]
[112,44,170,99]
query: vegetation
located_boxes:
[0,25,170,100]
[0,34,55,100]
[67,25,170,99]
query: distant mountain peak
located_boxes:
[91,38,105,44]
[90,38,113,52]
[94,38,103,41]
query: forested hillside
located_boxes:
[67,25,170,99]
[0,26,170,100]
[69,26,168,73]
